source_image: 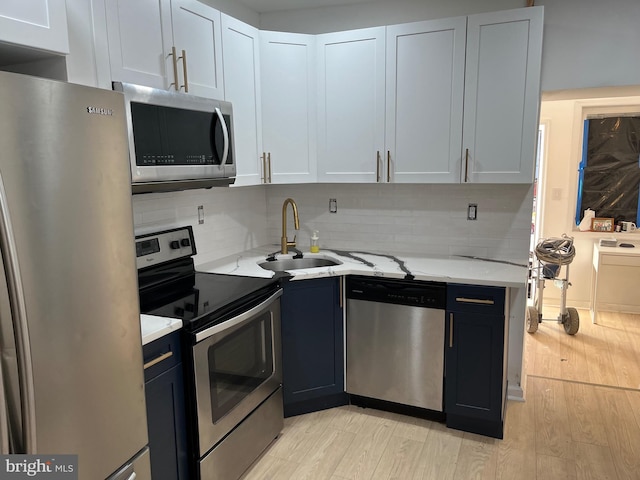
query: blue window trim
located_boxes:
[637,183,640,226]
[575,119,589,225]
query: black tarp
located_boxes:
[577,116,640,225]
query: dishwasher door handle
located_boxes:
[449,313,454,348]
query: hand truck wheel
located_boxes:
[563,307,579,335]
[526,306,539,333]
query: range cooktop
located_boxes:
[140,271,279,325]
[136,226,280,332]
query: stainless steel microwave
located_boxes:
[114,82,236,193]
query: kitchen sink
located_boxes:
[259,256,341,272]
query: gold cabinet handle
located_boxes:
[144,351,173,370]
[178,49,188,93]
[267,152,272,183]
[464,148,469,182]
[169,46,179,91]
[449,313,454,348]
[376,151,381,182]
[387,150,391,183]
[455,297,495,305]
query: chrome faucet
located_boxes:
[281,198,300,254]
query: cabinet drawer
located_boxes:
[143,331,182,382]
[601,254,640,268]
[447,284,505,314]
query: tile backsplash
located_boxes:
[132,185,270,265]
[266,183,534,263]
[133,183,533,265]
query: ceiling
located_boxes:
[236,0,383,13]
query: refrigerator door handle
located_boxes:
[0,365,9,453]
[0,173,36,453]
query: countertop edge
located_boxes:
[140,314,183,346]
[197,247,528,289]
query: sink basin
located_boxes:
[259,256,341,272]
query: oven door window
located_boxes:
[208,311,273,422]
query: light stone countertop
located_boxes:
[140,314,182,346]
[139,246,527,344]
[196,245,528,288]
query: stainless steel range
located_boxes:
[136,226,283,480]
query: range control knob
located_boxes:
[169,240,181,249]
[180,238,191,247]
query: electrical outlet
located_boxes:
[198,205,204,224]
[467,203,478,220]
[329,198,337,213]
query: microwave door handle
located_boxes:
[0,172,36,454]
[214,107,229,165]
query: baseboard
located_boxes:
[507,381,524,401]
[283,392,349,417]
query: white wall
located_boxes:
[537,0,640,91]
[200,0,260,26]
[539,88,640,308]
[259,0,640,92]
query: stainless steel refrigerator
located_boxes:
[0,71,150,479]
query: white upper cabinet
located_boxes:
[261,31,317,184]
[314,7,542,185]
[462,7,543,183]
[171,0,224,99]
[105,0,171,89]
[105,0,224,99]
[0,0,69,54]
[316,27,386,183]
[385,17,466,183]
[221,14,262,186]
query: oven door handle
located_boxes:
[195,289,282,343]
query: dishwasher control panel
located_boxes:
[346,276,446,309]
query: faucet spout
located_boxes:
[281,198,300,254]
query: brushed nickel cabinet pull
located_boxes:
[376,151,381,182]
[449,313,454,348]
[144,351,173,370]
[455,297,495,305]
[267,152,272,183]
[387,151,391,182]
[178,49,188,93]
[464,148,469,182]
[169,46,179,91]
[261,152,267,183]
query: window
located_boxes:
[575,116,640,225]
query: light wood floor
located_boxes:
[524,308,640,390]
[242,310,640,480]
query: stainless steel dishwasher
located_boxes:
[346,276,446,412]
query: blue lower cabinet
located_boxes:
[445,284,507,439]
[143,331,189,480]
[281,277,348,417]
